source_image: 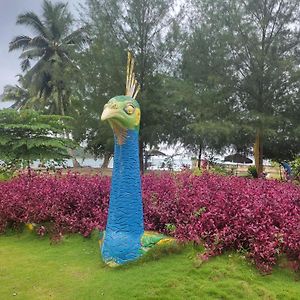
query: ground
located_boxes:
[0,232,299,300]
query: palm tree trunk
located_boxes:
[254,130,263,176]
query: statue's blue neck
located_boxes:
[108,129,144,233]
[113,129,140,181]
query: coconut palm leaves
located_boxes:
[9,0,87,115]
[2,81,31,110]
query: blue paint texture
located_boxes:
[101,129,144,264]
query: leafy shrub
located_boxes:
[143,172,300,273]
[209,165,228,175]
[0,161,18,181]
[1,171,300,273]
[291,157,300,181]
[248,166,258,178]
[0,173,110,237]
[192,167,203,176]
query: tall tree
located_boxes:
[82,0,180,171]
[71,1,126,167]
[9,0,87,116]
[172,10,237,165]
[190,0,300,173]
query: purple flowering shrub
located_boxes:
[0,173,110,237]
[143,172,300,272]
[1,171,300,272]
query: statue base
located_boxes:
[99,231,176,267]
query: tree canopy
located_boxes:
[2,0,300,170]
[181,0,300,171]
[9,0,87,115]
[0,109,75,168]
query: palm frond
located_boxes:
[16,12,48,38]
[61,26,89,46]
[9,35,31,51]
[19,48,45,59]
[43,0,67,19]
[23,55,52,90]
[59,52,80,71]
[1,84,33,110]
[29,36,49,49]
[43,0,72,40]
[21,58,31,71]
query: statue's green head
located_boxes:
[101,95,141,144]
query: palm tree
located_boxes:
[1,75,43,110]
[9,0,87,115]
[2,84,30,110]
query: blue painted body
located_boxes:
[101,129,144,264]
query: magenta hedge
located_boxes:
[1,172,300,272]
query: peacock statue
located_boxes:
[100,52,174,266]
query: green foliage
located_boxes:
[209,165,228,176]
[0,170,14,181]
[185,0,300,163]
[179,7,237,156]
[1,76,33,110]
[165,223,176,233]
[248,166,258,179]
[0,159,20,180]
[78,0,181,168]
[291,158,300,180]
[193,167,203,176]
[4,0,300,167]
[70,7,125,159]
[193,207,207,218]
[0,109,76,168]
[9,0,87,115]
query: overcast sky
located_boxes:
[0,0,80,109]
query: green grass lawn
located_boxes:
[0,232,299,300]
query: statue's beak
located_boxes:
[101,107,117,121]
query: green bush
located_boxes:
[0,162,17,181]
[247,166,258,178]
[210,165,228,176]
[291,158,300,181]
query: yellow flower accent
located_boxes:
[26,223,34,231]
[157,238,175,245]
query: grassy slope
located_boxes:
[0,232,299,300]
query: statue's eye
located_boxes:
[124,105,135,115]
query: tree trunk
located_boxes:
[254,130,263,176]
[144,150,149,171]
[27,160,31,176]
[197,145,202,169]
[101,153,111,169]
[279,163,282,180]
[64,131,81,168]
[70,150,81,168]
